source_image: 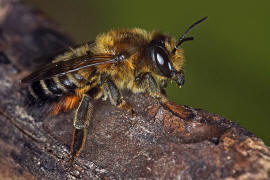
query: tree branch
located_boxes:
[0,0,269,179]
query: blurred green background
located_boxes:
[24,0,270,145]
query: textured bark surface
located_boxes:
[0,0,270,179]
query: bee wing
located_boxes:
[21,54,116,83]
[30,42,96,68]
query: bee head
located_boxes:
[148,16,207,87]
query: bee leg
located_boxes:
[160,79,168,96]
[135,72,168,102]
[70,94,93,162]
[103,79,134,114]
[137,73,194,119]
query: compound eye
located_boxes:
[152,46,173,77]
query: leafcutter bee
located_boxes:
[22,17,207,161]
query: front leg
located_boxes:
[135,72,168,103]
[103,78,134,113]
[136,73,193,120]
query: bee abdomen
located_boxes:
[28,79,62,100]
[28,73,83,100]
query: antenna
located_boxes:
[172,16,208,54]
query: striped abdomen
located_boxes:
[28,73,85,100]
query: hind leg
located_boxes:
[70,94,93,161]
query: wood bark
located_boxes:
[0,0,269,179]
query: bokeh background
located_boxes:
[24,0,270,145]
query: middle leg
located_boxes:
[102,78,134,113]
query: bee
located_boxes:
[22,17,207,161]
